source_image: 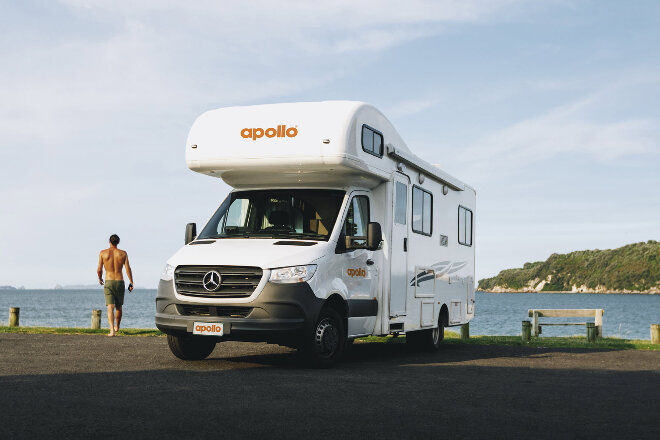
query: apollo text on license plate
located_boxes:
[192,322,223,336]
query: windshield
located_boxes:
[198,189,346,241]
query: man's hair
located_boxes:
[109,234,120,246]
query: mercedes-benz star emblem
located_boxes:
[202,271,221,291]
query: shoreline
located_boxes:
[477,290,657,295]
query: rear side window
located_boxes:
[361,125,383,157]
[412,186,432,236]
[458,206,473,246]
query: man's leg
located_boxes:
[107,304,116,336]
[115,305,122,332]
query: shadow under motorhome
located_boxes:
[156,101,476,365]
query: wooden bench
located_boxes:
[528,309,604,339]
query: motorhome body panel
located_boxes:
[158,100,475,352]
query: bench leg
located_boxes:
[586,323,596,342]
[532,311,539,337]
[595,310,603,339]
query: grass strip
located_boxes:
[2,326,657,350]
[0,326,163,336]
[356,331,659,351]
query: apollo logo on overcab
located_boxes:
[241,125,298,141]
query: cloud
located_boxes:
[385,96,442,119]
[458,87,659,171]
[0,0,528,160]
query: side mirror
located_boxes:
[367,222,382,251]
[185,223,197,245]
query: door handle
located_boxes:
[403,238,407,252]
[366,259,374,266]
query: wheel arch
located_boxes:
[324,293,348,332]
[439,303,449,327]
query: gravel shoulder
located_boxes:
[1,334,658,439]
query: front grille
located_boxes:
[179,305,253,318]
[174,265,263,298]
[180,305,211,316]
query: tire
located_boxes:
[302,307,346,367]
[167,334,216,360]
[406,317,444,351]
[427,316,445,350]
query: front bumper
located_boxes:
[155,279,323,344]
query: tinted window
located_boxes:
[373,132,383,155]
[458,206,473,246]
[362,128,373,153]
[412,186,432,235]
[423,191,432,233]
[395,182,407,225]
[343,195,370,248]
[361,125,383,157]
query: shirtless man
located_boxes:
[97,234,134,336]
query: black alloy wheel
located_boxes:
[305,307,346,367]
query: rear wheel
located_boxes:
[167,334,216,360]
[302,307,346,367]
[406,316,444,351]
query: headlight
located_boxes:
[269,264,317,283]
[161,264,174,281]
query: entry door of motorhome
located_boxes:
[390,173,409,317]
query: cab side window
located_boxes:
[343,196,370,248]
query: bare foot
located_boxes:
[108,331,115,337]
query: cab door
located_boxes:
[339,192,378,336]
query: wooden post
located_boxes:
[594,309,604,339]
[460,323,469,339]
[522,320,531,342]
[586,322,596,343]
[91,309,101,329]
[651,324,660,345]
[532,311,540,337]
[9,307,20,327]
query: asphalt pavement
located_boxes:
[1,334,658,439]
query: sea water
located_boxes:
[1,289,658,340]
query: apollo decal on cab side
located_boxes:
[241,125,298,140]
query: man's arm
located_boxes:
[97,253,104,285]
[125,253,134,291]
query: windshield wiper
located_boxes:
[271,232,324,240]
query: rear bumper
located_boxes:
[155,279,323,344]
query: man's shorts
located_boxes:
[104,280,125,306]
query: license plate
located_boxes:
[192,322,224,336]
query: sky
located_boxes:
[1,0,659,288]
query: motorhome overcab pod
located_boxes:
[156,101,476,365]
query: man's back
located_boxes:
[100,248,127,280]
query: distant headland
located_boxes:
[479,240,659,294]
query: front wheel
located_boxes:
[167,334,216,360]
[302,307,346,367]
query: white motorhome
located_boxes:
[156,101,476,365]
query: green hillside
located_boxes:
[478,241,660,293]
